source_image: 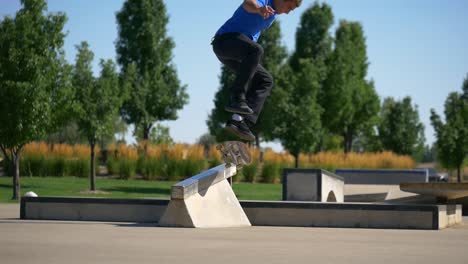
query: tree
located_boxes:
[197,133,216,149]
[134,123,174,145]
[289,2,334,152]
[290,2,333,80]
[207,21,287,146]
[462,74,468,100]
[72,42,123,191]
[46,122,88,145]
[421,144,436,163]
[378,96,426,159]
[271,62,322,167]
[116,0,188,141]
[112,116,129,144]
[430,77,468,182]
[322,20,380,153]
[0,0,71,200]
[197,133,217,158]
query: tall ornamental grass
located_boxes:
[107,143,138,179]
[208,145,222,168]
[260,150,293,183]
[108,143,206,181]
[299,151,415,170]
[4,142,92,177]
[3,142,416,183]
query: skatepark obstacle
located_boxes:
[282,169,344,202]
[158,164,251,228]
[21,196,462,229]
[400,183,468,200]
[18,165,464,229]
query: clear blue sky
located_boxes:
[1,0,467,151]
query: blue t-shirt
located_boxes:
[216,0,277,42]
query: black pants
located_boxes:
[212,33,273,125]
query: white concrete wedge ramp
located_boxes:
[158,164,251,228]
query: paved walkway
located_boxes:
[1,203,468,264]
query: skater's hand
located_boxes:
[258,5,275,19]
[243,1,275,18]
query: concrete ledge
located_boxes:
[171,164,236,200]
[453,196,468,216]
[283,169,344,202]
[336,169,428,185]
[242,201,461,230]
[21,197,462,230]
[21,197,169,222]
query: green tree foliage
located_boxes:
[46,115,128,146]
[112,116,129,144]
[323,20,380,153]
[0,0,71,200]
[72,42,123,191]
[421,144,436,163]
[430,77,468,182]
[288,2,334,153]
[46,122,88,145]
[258,22,288,73]
[197,133,217,149]
[135,123,174,145]
[463,74,468,100]
[207,21,287,145]
[290,2,333,80]
[272,62,322,167]
[378,97,426,160]
[206,64,235,142]
[116,0,188,141]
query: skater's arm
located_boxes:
[243,0,275,18]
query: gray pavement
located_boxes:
[1,203,468,264]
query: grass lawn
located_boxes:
[0,176,282,203]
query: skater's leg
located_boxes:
[213,57,255,140]
[212,33,263,113]
[244,64,274,125]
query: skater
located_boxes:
[212,0,302,141]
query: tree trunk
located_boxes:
[343,133,348,154]
[0,144,9,172]
[90,143,96,191]
[142,123,152,156]
[0,145,20,200]
[12,152,20,200]
[143,123,151,141]
[343,131,353,154]
[294,154,299,168]
[317,137,324,153]
[457,165,461,183]
[254,134,263,162]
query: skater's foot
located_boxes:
[225,96,254,115]
[224,119,255,141]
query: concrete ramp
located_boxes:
[400,183,468,200]
[344,184,417,202]
[158,164,251,228]
[335,169,428,185]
